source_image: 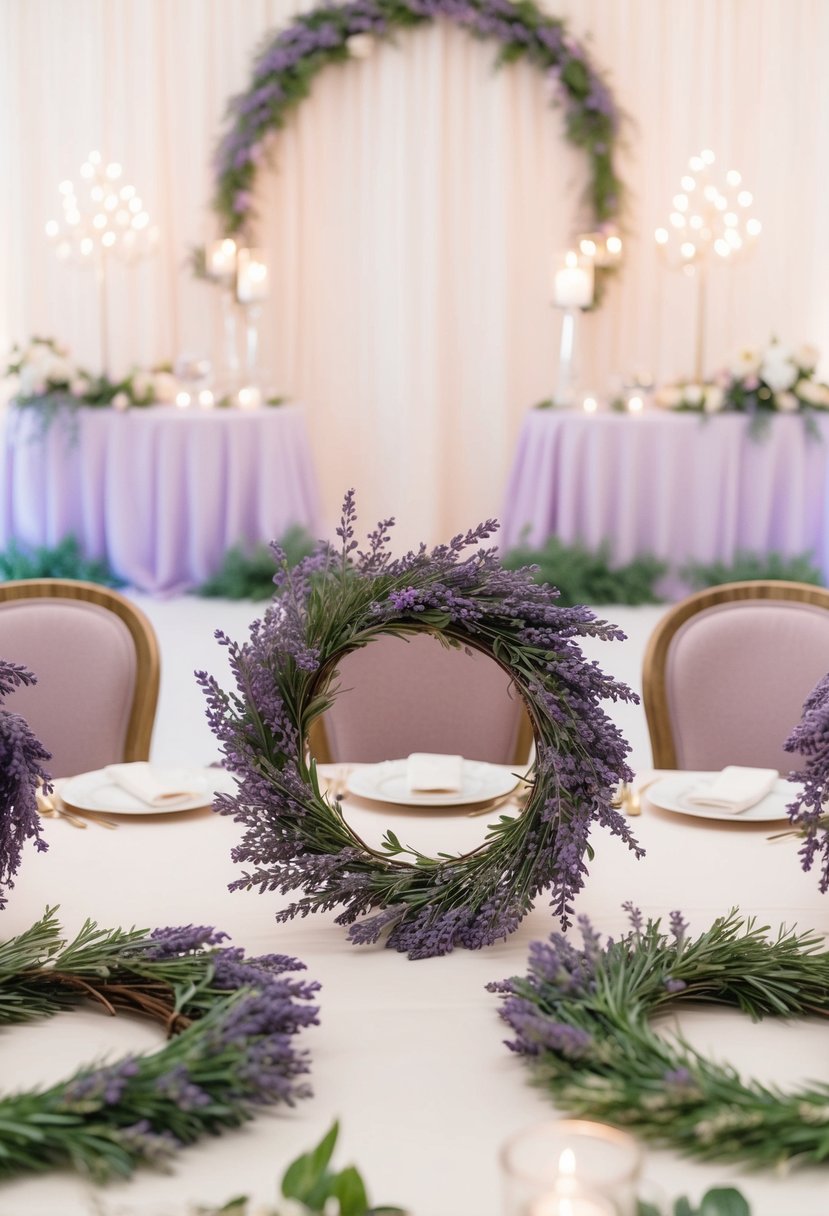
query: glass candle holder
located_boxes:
[500,1119,643,1216]
[550,251,594,407]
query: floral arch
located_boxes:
[212,0,624,298]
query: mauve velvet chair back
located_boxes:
[0,586,158,777]
[644,584,829,771]
[317,632,530,764]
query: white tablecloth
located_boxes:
[1,770,827,1215]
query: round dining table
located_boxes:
[0,403,322,594]
[1,766,827,1216]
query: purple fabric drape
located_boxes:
[0,404,322,594]
[500,410,829,595]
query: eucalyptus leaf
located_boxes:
[331,1164,370,1216]
[699,1188,752,1216]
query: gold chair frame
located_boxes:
[642,579,829,769]
[0,578,160,763]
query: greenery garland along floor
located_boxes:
[0,909,318,1180]
[491,907,829,1168]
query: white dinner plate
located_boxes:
[345,760,521,807]
[646,772,797,823]
[60,767,237,816]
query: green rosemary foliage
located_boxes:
[492,908,829,1167]
[501,536,666,605]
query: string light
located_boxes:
[44,152,159,266]
[654,150,761,276]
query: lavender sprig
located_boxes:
[490,907,829,1167]
[0,659,50,911]
[784,671,829,892]
[0,909,319,1180]
[200,493,642,959]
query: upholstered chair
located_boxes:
[642,580,829,771]
[309,631,533,765]
[0,579,160,777]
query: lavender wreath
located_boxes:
[199,493,642,959]
[0,658,50,910]
[0,909,318,1180]
[491,906,829,1167]
[211,0,624,300]
[784,671,829,892]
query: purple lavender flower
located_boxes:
[0,659,50,911]
[784,672,829,892]
[201,493,641,958]
[669,909,689,943]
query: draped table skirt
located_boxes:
[0,404,322,594]
[500,410,829,594]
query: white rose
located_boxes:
[346,33,375,58]
[131,371,154,401]
[818,384,829,408]
[111,391,130,411]
[654,385,682,409]
[46,355,74,384]
[761,343,797,391]
[792,379,821,408]
[26,344,53,374]
[703,385,724,413]
[18,365,46,396]
[69,376,90,397]
[684,384,704,405]
[152,371,177,403]
[774,390,799,413]
[795,343,820,373]
[730,347,761,377]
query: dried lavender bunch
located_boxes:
[490,907,829,1167]
[199,493,642,959]
[784,671,829,892]
[0,659,50,910]
[0,908,319,1179]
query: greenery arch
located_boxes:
[212,0,624,296]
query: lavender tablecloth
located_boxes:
[501,410,829,591]
[0,404,322,594]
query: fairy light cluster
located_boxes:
[45,151,158,265]
[654,149,761,275]
[576,228,623,267]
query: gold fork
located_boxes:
[37,786,118,829]
[36,788,87,829]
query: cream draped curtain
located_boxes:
[2,0,828,548]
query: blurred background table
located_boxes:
[0,404,322,594]
[501,411,829,593]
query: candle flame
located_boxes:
[564,250,578,268]
[558,1147,576,1177]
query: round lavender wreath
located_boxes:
[0,908,318,1180]
[490,906,829,1167]
[784,671,829,893]
[199,493,642,959]
[0,658,50,911]
[212,0,624,297]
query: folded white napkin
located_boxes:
[103,762,203,808]
[406,753,464,793]
[685,766,778,814]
